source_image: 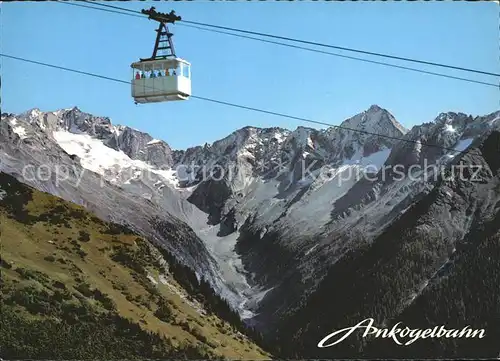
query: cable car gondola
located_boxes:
[131,7,191,104]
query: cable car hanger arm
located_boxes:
[141,7,181,24]
[139,7,181,61]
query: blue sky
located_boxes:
[2,1,499,149]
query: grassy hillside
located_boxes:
[0,172,270,359]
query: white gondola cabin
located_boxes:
[131,58,191,103]
[131,7,190,104]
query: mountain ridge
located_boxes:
[9,104,408,153]
[1,105,499,352]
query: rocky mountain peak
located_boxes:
[367,104,382,112]
[340,105,407,136]
[320,106,408,161]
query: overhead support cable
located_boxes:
[55,0,500,88]
[80,0,500,78]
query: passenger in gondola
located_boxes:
[135,71,141,80]
[141,72,146,79]
[150,71,156,78]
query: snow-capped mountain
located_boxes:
[0,108,235,307]
[1,105,499,334]
[273,129,500,358]
[242,109,500,331]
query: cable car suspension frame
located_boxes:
[140,7,181,61]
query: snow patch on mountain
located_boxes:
[454,138,474,152]
[8,118,28,139]
[54,131,140,173]
[0,186,6,200]
[53,130,181,189]
[343,147,391,169]
[440,138,474,162]
[147,139,162,145]
[443,124,456,133]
